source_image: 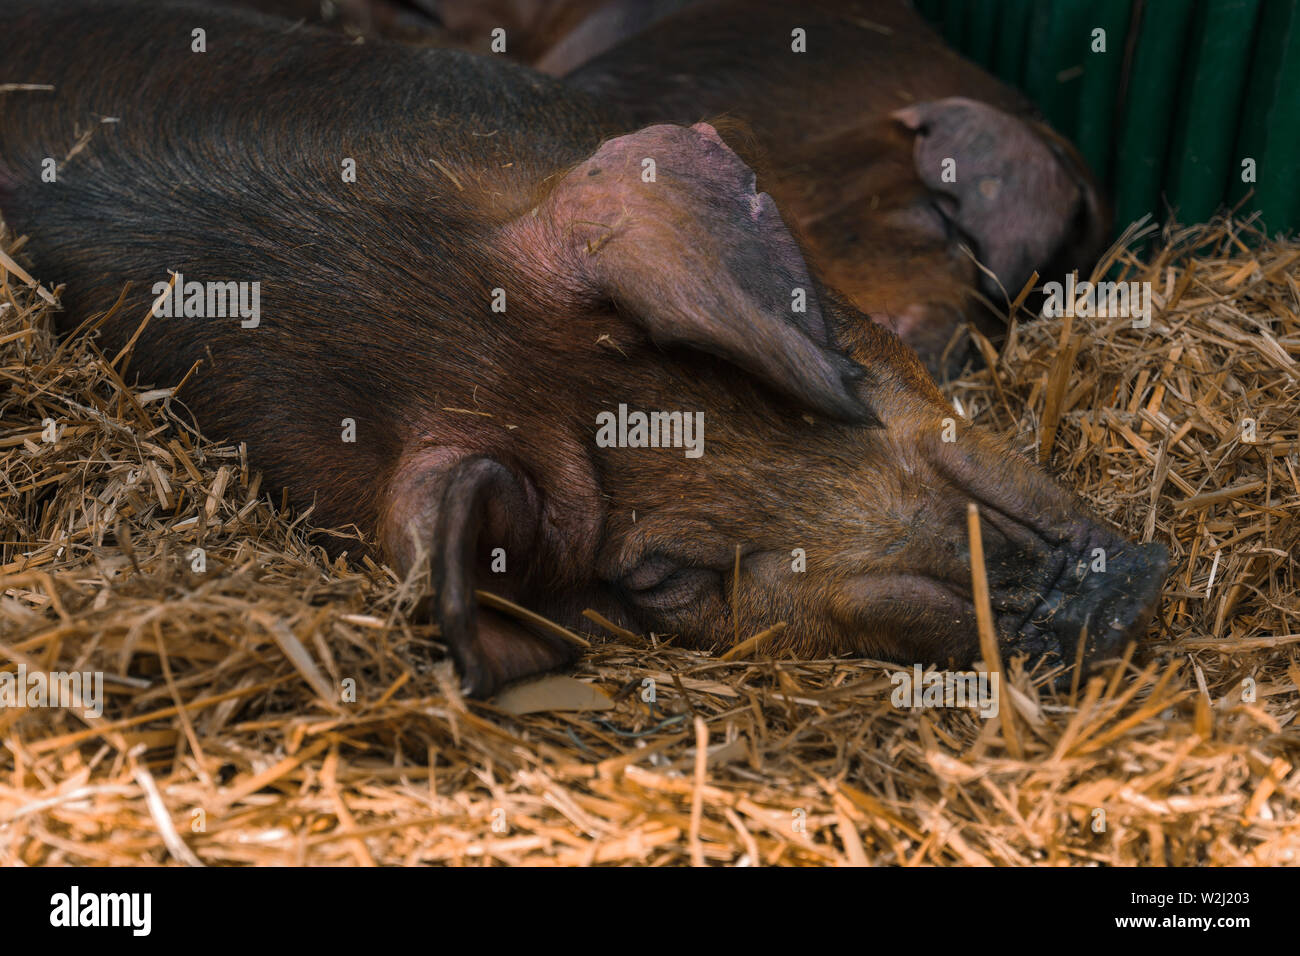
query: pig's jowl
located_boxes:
[0,1,1165,697]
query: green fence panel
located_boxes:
[915,0,945,25]
[1074,0,1134,187]
[1231,0,1300,231]
[1112,0,1196,231]
[917,0,1299,235]
[941,0,971,50]
[991,0,1033,86]
[965,0,1001,69]
[1023,2,1091,139]
[1165,0,1263,225]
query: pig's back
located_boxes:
[566,0,1031,132]
[0,1,608,155]
[0,0,613,243]
[0,0,617,536]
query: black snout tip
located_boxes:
[1086,540,1171,656]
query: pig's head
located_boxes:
[560,0,1112,382]
[890,97,1110,318]
[772,98,1109,382]
[380,123,1161,697]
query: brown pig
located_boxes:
[187,0,447,40]
[553,0,1109,378]
[0,1,1164,697]
[180,0,613,53]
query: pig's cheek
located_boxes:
[887,198,954,244]
[881,200,982,292]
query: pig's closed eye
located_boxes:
[621,555,720,610]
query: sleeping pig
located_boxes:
[547,0,1110,378]
[0,0,1164,697]
[150,2,1108,378]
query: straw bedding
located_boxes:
[1,215,1296,866]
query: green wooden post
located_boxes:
[941,0,971,51]
[1165,0,1263,225]
[1073,0,1133,189]
[1113,0,1196,232]
[966,0,1001,69]
[991,0,1033,86]
[1231,0,1300,232]
[915,0,945,25]
[1022,1,1092,139]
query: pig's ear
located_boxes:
[381,454,577,698]
[893,98,1107,297]
[516,123,878,426]
[1027,117,1111,282]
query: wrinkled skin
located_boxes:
[0,1,1163,697]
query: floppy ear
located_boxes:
[1027,117,1111,283]
[893,98,1107,298]
[380,452,577,698]
[510,122,878,425]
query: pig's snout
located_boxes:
[942,449,1170,673]
[825,423,1170,677]
[992,533,1169,669]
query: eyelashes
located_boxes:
[620,555,722,612]
[642,567,720,607]
[621,552,681,592]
